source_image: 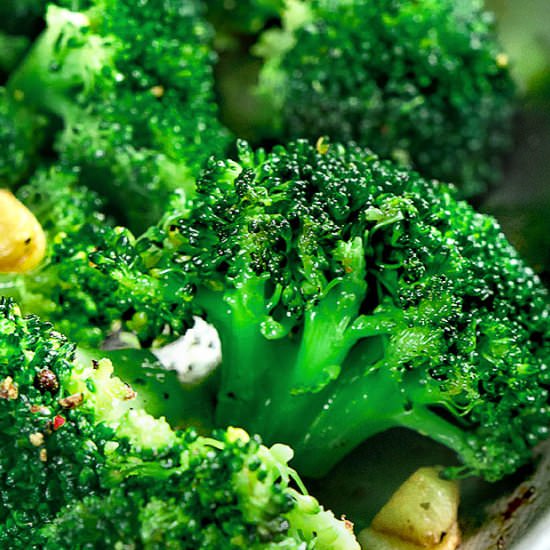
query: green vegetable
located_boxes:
[52,140,548,483]
[7,0,229,231]
[255,0,516,197]
[0,297,359,548]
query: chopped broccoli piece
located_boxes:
[255,0,516,196]
[15,164,107,234]
[8,0,230,231]
[0,298,360,548]
[68,140,550,482]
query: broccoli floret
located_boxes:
[76,140,550,482]
[41,428,359,549]
[0,87,45,186]
[0,298,359,549]
[255,0,516,197]
[8,0,230,231]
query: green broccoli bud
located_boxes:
[255,0,516,197]
[0,165,115,346]
[0,0,46,37]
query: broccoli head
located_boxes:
[256,0,516,196]
[75,140,550,482]
[8,0,230,231]
[0,297,359,549]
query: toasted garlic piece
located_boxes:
[359,522,460,550]
[360,467,461,550]
[0,189,46,272]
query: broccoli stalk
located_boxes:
[0,297,360,548]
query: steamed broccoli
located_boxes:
[7,0,229,231]
[255,0,516,197]
[0,297,359,548]
[0,87,45,186]
[48,140,549,483]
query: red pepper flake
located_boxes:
[53,415,66,431]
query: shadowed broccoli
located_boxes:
[255,0,516,197]
[0,33,31,78]
[205,0,285,35]
[0,297,359,549]
[7,0,230,231]
[0,0,46,38]
[48,140,549,483]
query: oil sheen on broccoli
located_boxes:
[256,0,516,196]
[0,298,359,549]
[6,0,229,231]
[51,140,549,483]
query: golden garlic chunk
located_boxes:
[0,189,46,273]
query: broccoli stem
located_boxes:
[288,366,475,477]
[199,271,287,427]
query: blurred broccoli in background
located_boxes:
[0,88,45,186]
[479,0,550,285]
[249,0,516,197]
[6,0,229,232]
[205,0,285,35]
[0,0,46,38]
